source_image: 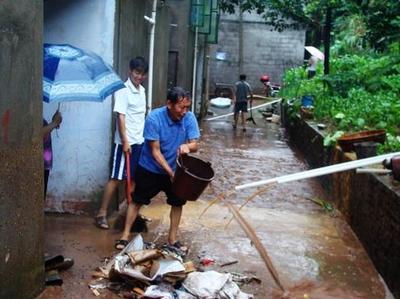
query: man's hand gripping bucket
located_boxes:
[171,155,214,201]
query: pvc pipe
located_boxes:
[144,0,157,112]
[356,168,392,174]
[235,152,400,190]
[206,99,281,121]
[191,27,199,113]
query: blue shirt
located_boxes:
[139,106,200,174]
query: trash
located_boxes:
[161,241,188,259]
[182,271,253,299]
[114,251,185,283]
[160,248,185,263]
[143,284,195,299]
[231,272,262,284]
[133,287,145,296]
[200,257,215,266]
[89,235,257,298]
[88,281,107,290]
[99,234,147,277]
[91,289,100,296]
[183,261,197,273]
[220,260,238,267]
[127,249,163,265]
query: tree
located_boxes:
[219,0,338,74]
[219,0,400,73]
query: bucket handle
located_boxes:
[179,154,188,171]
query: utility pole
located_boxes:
[200,44,210,119]
[238,2,243,75]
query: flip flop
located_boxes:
[45,255,64,271]
[95,215,109,229]
[45,255,74,272]
[115,239,129,250]
[162,241,188,256]
[45,270,63,286]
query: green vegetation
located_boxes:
[281,44,400,153]
[220,0,400,152]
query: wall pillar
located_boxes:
[0,1,44,298]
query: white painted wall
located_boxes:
[44,0,116,206]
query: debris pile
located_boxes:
[89,235,254,298]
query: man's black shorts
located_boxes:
[234,101,248,113]
[132,166,186,207]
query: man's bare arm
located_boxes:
[149,140,174,179]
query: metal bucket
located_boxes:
[171,155,214,201]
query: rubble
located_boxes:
[89,234,253,298]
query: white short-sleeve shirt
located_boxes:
[113,79,146,145]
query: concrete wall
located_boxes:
[115,0,148,80]
[42,0,173,211]
[167,0,195,92]
[116,0,171,108]
[153,2,171,108]
[0,1,44,298]
[43,0,116,211]
[283,111,400,298]
[209,11,305,95]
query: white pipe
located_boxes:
[235,152,400,190]
[356,168,392,174]
[191,27,199,113]
[144,0,157,112]
[206,99,281,121]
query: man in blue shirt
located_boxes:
[115,87,200,252]
[233,74,253,131]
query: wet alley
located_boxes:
[38,104,393,298]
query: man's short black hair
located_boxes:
[129,56,148,73]
[167,86,187,104]
[239,74,246,80]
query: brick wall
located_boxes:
[209,11,305,96]
[283,109,400,298]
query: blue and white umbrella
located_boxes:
[43,43,125,103]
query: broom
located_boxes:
[246,97,257,125]
[113,152,148,233]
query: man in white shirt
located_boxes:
[95,57,148,229]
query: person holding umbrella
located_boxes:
[43,111,63,199]
[304,46,324,79]
[95,56,148,229]
[307,55,318,79]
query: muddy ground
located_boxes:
[38,103,394,298]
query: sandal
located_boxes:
[95,215,109,229]
[162,241,188,256]
[115,239,129,250]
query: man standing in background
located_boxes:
[95,57,148,229]
[233,74,253,132]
